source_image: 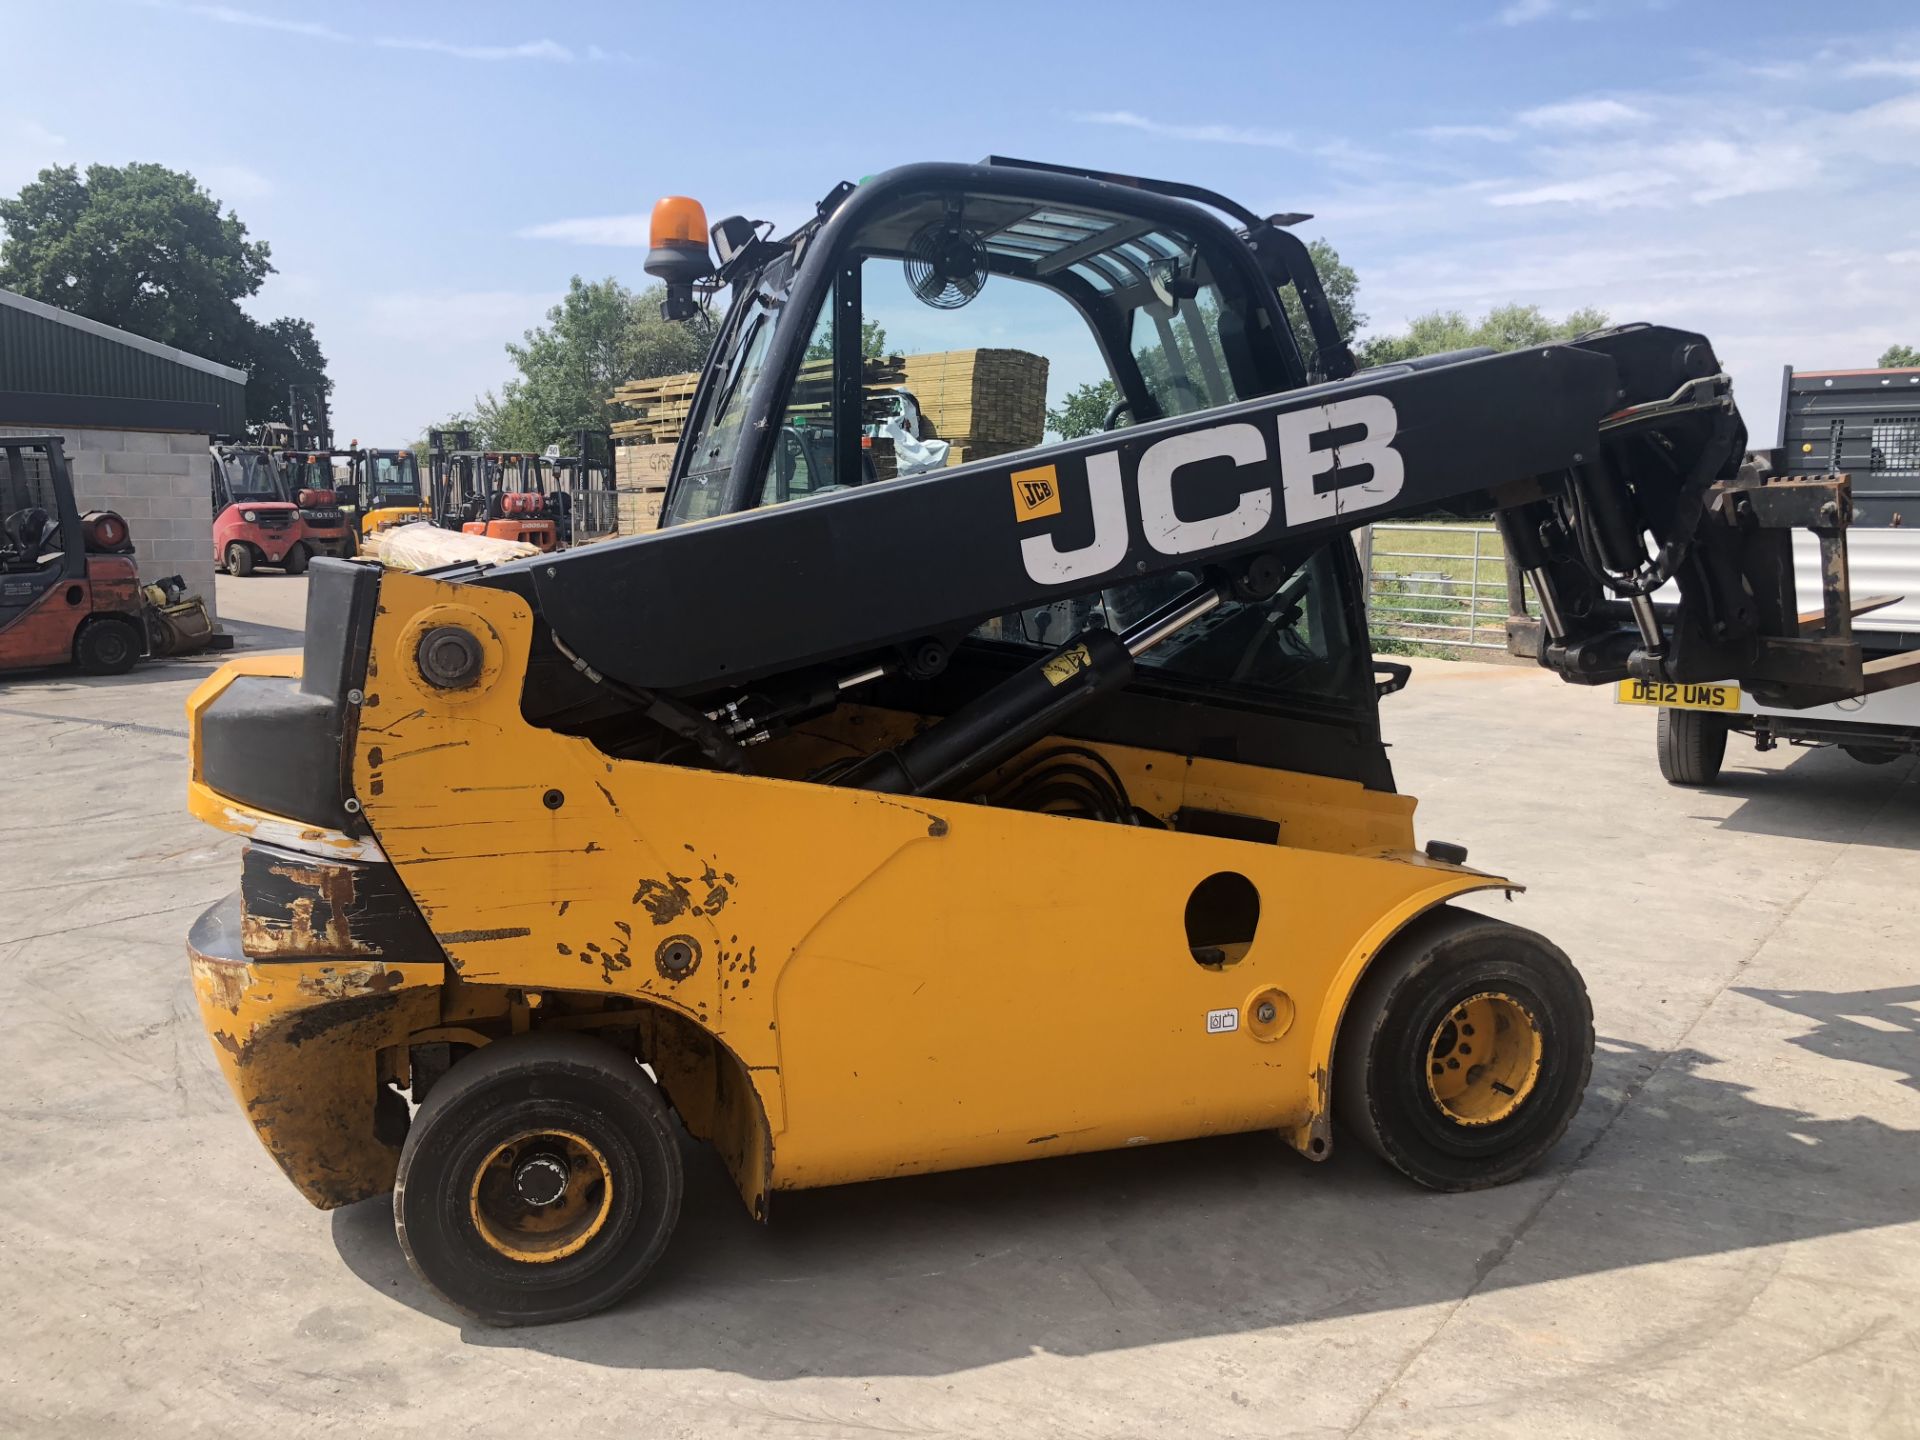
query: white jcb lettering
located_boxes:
[1136,423,1271,556]
[1019,452,1129,585]
[1274,394,1404,525]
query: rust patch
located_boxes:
[193,958,251,1015]
[243,861,374,959]
[295,966,405,1001]
[435,927,532,944]
[633,854,736,926]
[633,877,689,926]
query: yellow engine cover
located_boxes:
[345,571,1509,1192]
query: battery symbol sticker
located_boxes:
[1206,1008,1239,1034]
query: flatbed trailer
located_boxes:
[1617,365,1920,781]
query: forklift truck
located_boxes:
[426,432,564,549]
[274,445,356,560]
[1,435,147,674]
[182,160,1912,1326]
[210,442,316,576]
[350,447,430,538]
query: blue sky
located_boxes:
[4,0,1918,444]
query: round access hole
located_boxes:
[1185,871,1260,967]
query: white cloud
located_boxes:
[1417,124,1517,143]
[1498,0,1558,23]
[1075,110,1297,149]
[1518,98,1649,130]
[375,36,572,62]
[152,3,580,62]
[518,214,653,246]
[586,44,633,62]
[361,290,556,345]
[1489,170,1659,208]
[170,3,349,41]
[1845,58,1920,80]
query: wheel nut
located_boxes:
[513,1153,570,1207]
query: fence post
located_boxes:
[1469,528,1482,645]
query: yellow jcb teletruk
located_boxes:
[184,158,1901,1324]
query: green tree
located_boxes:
[1282,238,1364,374]
[469,277,720,452]
[804,317,890,362]
[1880,344,1920,368]
[0,162,329,427]
[1045,379,1121,441]
[1356,304,1609,367]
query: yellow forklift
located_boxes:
[182,160,1905,1325]
[350,448,431,539]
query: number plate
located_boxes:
[1614,679,1742,712]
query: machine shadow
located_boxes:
[212,616,304,652]
[1693,746,1919,849]
[331,994,1920,1377]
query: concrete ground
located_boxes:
[3,575,1918,1438]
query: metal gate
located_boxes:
[1363,523,1511,651]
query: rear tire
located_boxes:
[394,1033,683,1326]
[283,542,309,575]
[1656,707,1727,786]
[1334,907,1593,1191]
[225,542,255,577]
[74,617,142,675]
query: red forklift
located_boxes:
[427,429,563,551]
[1,434,218,675]
[269,390,356,560]
[209,441,307,576]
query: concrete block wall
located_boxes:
[0,425,217,621]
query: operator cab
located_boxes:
[518,162,1396,792]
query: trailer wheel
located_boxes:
[283,542,309,575]
[225,542,255,577]
[1656,707,1727,786]
[74,616,142,675]
[1334,908,1592,1191]
[393,1033,682,1326]
[1842,745,1901,766]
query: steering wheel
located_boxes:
[1101,398,1133,431]
[4,507,54,558]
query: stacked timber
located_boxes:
[607,348,1049,515]
[612,444,675,534]
[898,349,1049,465]
[610,372,701,445]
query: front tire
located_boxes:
[1656,707,1727,786]
[282,542,309,575]
[74,617,142,675]
[1334,908,1593,1191]
[225,541,255,577]
[394,1033,683,1326]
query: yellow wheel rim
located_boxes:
[1424,992,1543,1125]
[469,1129,615,1263]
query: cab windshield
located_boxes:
[663,190,1295,526]
[217,450,287,504]
[366,453,421,502]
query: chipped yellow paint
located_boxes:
[343,568,1512,1193]
[187,949,442,1208]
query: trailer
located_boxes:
[1620,364,1920,782]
